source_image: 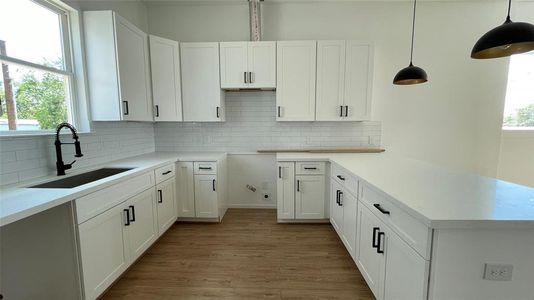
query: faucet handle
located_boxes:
[65,160,76,170]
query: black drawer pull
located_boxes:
[297,180,300,192]
[124,209,130,226]
[158,189,163,203]
[304,167,317,170]
[372,227,380,248]
[340,105,343,117]
[278,166,282,179]
[345,105,349,117]
[212,179,216,191]
[278,106,281,117]
[199,167,213,170]
[373,204,391,215]
[162,170,172,175]
[337,175,345,181]
[216,107,220,118]
[244,71,248,83]
[155,105,159,117]
[129,205,136,222]
[377,232,385,254]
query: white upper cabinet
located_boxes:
[276,41,317,121]
[316,40,373,121]
[84,11,153,122]
[220,41,276,89]
[180,42,225,122]
[149,35,183,121]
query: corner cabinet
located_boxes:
[220,41,276,89]
[180,43,225,122]
[83,11,153,122]
[276,41,317,121]
[149,35,183,121]
[316,40,372,121]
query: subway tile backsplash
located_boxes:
[155,92,381,152]
[0,122,155,186]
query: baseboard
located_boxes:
[277,219,331,224]
[176,217,219,223]
[228,204,276,209]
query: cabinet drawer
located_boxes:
[76,172,155,224]
[155,163,175,184]
[295,162,325,175]
[194,162,217,175]
[360,183,431,259]
[331,163,358,196]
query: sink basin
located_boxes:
[29,168,133,189]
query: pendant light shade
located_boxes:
[471,0,534,59]
[393,0,428,85]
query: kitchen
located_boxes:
[0,0,533,299]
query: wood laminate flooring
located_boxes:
[102,209,374,300]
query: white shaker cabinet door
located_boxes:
[276,41,317,121]
[194,174,219,218]
[248,41,276,89]
[277,162,295,219]
[177,162,195,218]
[149,35,182,121]
[344,41,372,121]
[330,180,344,232]
[295,175,325,219]
[341,190,358,256]
[316,40,346,121]
[220,42,248,89]
[124,188,158,262]
[156,178,177,235]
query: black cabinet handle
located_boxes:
[244,71,248,84]
[212,179,216,191]
[340,105,343,117]
[297,180,300,192]
[304,167,317,170]
[249,72,253,83]
[345,105,348,117]
[123,101,129,115]
[373,204,391,215]
[377,232,385,254]
[337,175,345,181]
[158,189,163,203]
[155,105,159,117]
[216,107,220,118]
[162,170,172,175]
[129,205,136,222]
[336,190,341,205]
[338,191,343,206]
[278,166,282,179]
[277,106,281,117]
[124,209,130,226]
[372,227,380,248]
[199,167,212,170]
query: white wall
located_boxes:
[497,131,534,188]
[65,0,149,31]
[147,0,534,178]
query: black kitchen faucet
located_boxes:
[55,122,83,176]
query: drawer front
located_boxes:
[331,163,358,196]
[155,163,175,184]
[296,162,325,175]
[360,183,430,259]
[76,172,155,224]
[194,161,217,175]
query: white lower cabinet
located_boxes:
[78,188,157,300]
[156,177,177,234]
[330,180,344,231]
[277,162,295,219]
[177,162,195,218]
[295,175,325,219]
[330,177,358,256]
[194,174,218,218]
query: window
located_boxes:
[0,0,78,132]
[503,51,534,129]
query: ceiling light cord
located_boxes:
[410,0,418,65]
[506,0,512,22]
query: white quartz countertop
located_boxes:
[278,152,534,229]
[0,152,226,227]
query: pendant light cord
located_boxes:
[409,0,418,65]
[506,0,512,21]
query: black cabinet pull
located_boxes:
[340,105,343,117]
[277,106,281,117]
[373,204,391,215]
[129,205,136,222]
[123,101,129,115]
[216,107,220,118]
[336,190,341,205]
[278,166,282,179]
[249,72,253,83]
[199,167,212,170]
[162,170,172,175]
[377,232,385,254]
[304,167,317,170]
[158,189,163,203]
[339,191,343,206]
[212,179,216,191]
[345,105,348,117]
[372,227,380,248]
[244,71,248,83]
[155,105,159,117]
[297,180,300,192]
[124,209,130,226]
[337,175,345,181]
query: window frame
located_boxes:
[0,0,90,137]
[502,51,534,132]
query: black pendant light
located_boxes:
[471,0,534,59]
[393,0,428,85]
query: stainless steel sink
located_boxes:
[29,168,133,189]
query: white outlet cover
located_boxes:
[483,263,513,281]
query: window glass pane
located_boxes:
[503,51,534,128]
[1,62,71,131]
[0,0,64,70]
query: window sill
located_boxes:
[502,127,534,138]
[0,130,92,139]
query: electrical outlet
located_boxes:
[483,263,513,281]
